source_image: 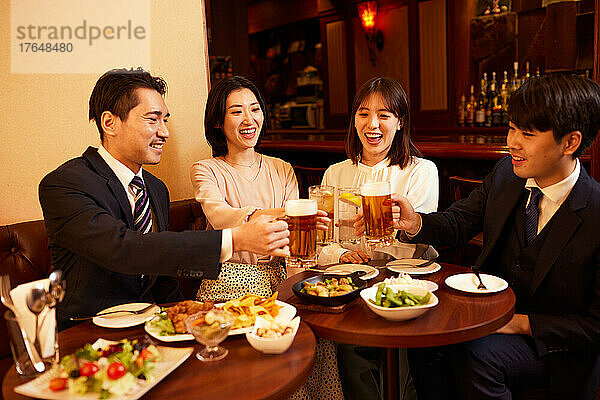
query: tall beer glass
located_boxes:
[338,187,362,245]
[308,185,334,245]
[285,199,318,268]
[360,182,394,247]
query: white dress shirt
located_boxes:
[525,159,580,235]
[97,145,232,261]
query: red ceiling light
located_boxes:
[357,1,384,65]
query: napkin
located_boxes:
[10,279,56,359]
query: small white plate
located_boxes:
[325,264,379,280]
[92,303,160,329]
[14,338,192,400]
[386,259,441,275]
[445,273,508,294]
[144,300,297,342]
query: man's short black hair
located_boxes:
[89,67,167,141]
[508,74,600,158]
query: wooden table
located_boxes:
[278,263,516,399]
[2,319,316,400]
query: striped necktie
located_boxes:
[525,187,543,246]
[129,176,152,234]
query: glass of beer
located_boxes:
[285,199,318,269]
[338,187,362,245]
[308,185,334,246]
[360,182,394,248]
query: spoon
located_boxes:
[47,270,65,307]
[26,284,47,354]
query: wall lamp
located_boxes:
[357,1,384,65]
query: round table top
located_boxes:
[2,318,316,400]
[278,263,516,348]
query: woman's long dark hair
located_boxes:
[204,76,268,157]
[346,77,421,167]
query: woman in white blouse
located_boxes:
[319,76,439,266]
[328,77,439,400]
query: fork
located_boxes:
[69,303,157,321]
[0,274,46,372]
[470,266,488,290]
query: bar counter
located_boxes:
[259,128,591,162]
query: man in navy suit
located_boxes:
[39,68,291,330]
[395,74,600,399]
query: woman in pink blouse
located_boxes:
[191,76,300,301]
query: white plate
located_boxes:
[445,273,508,294]
[324,264,379,280]
[92,303,161,329]
[14,338,193,400]
[144,300,297,342]
[386,259,441,275]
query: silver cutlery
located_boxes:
[471,266,488,290]
[25,284,47,356]
[69,303,157,321]
[386,259,435,269]
[0,274,45,373]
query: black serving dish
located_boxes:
[292,272,367,306]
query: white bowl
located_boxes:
[360,284,438,321]
[245,316,300,354]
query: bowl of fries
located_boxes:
[360,283,438,321]
[246,316,301,354]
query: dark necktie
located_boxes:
[525,187,543,246]
[129,176,152,234]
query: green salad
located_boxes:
[370,283,431,308]
[48,338,160,398]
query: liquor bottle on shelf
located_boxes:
[490,72,503,126]
[521,61,530,86]
[511,61,520,93]
[486,72,497,127]
[466,85,476,127]
[475,73,487,127]
[535,67,541,78]
[457,94,466,127]
[500,71,510,125]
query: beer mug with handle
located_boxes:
[285,199,318,269]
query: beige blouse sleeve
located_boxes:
[190,161,256,229]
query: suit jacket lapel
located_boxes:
[477,175,525,267]
[83,147,134,228]
[527,170,590,300]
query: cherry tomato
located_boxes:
[107,361,127,380]
[140,348,154,360]
[79,362,99,377]
[49,377,67,391]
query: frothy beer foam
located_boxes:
[285,199,318,216]
[360,182,391,197]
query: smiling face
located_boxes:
[222,88,264,153]
[507,122,578,187]
[354,92,402,166]
[104,87,170,173]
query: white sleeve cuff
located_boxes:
[220,228,233,262]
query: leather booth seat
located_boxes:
[0,199,206,381]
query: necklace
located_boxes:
[224,154,260,168]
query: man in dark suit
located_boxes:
[394,74,600,399]
[39,68,291,331]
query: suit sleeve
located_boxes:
[39,170,222,280]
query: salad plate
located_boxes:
[92,303,160,329]
[144,300,297,342]
[445,273,508,294]
[324,264,379,280]
[14,338,193,400]
[386,259,441,275]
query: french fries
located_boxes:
[222,292,281,330]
